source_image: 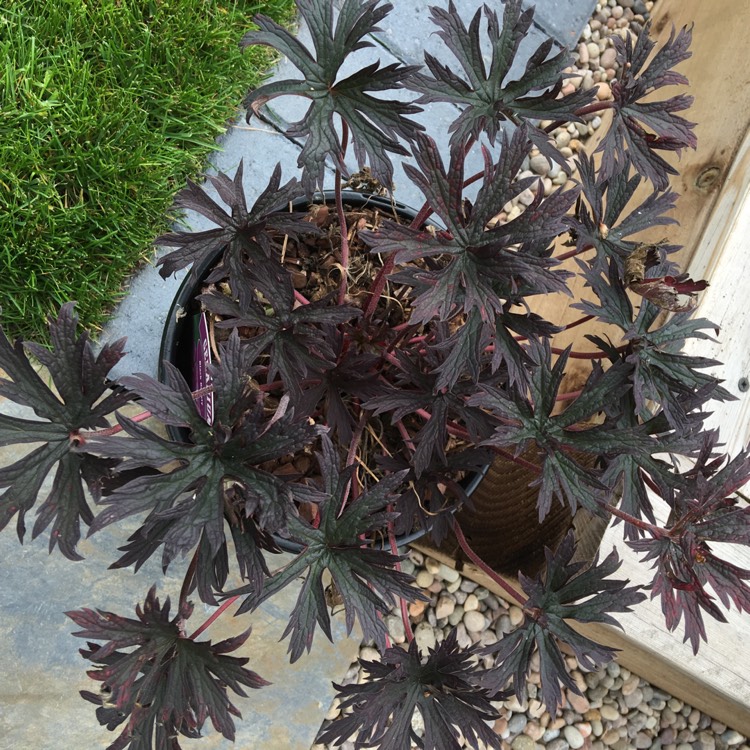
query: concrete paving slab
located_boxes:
[529,0,599,48]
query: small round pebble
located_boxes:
[463,609,487,633]
[564,724,585,749]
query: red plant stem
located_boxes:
[364,255,396,319]
[412,409,540,472]
[598,501,667,538]
[563,313,596,331]
[555,243,595,262]
[490,445,542,473]
[294,289,310,306]
[550,345,627,359]
[387,520,414,643]
[339,410,369,515]
[395,419,416,453]
[507,315,597,346]
[188,596,241,641]
[452,518,527,606]
[555,389,582,402]
[81,409,153,438]
[543,100,615,133]
[364,191,437,320]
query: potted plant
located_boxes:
[1,0,748,748]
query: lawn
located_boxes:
[0,0,295,340]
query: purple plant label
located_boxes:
[192,312,214,425]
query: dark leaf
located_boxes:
[0,303,130,558]
[470,340,653,517]
[232,434,423,660]
[630,444,750,653]
[156,161,310,279]
[364,130,574,330]
[597,22,696,189]
[242,0,423,193]
[68,587,268,750]
[87,335,320,587]
[408,0,595,148]
[484,532,645,712]
[567,154,679,273]
[317,630,503,750]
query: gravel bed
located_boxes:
[314,550,749,750]
[313,2,748,749]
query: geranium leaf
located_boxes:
[630,444,750,653]
[0,303,130,558]
[597,22,696,189]
[231,434,423,660]
[317,630,503,750]
[408,0,595,148]
[484,532,645,713]
[68,587,268,750]
[87,335,320,588]
[242,0,423,193]
[156,161,310,280]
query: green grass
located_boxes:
[0,0,295,341]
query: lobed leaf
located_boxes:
[0,303,131,558]
[68,587,267,750]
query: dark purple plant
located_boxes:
[0,1,746,748]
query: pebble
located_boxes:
[435,595,455,620]
[511,736,536,750]
[437,562,460,583]
[509,605,525,626]
[529,154,551,175]
[415,569,433,588]
[414,621,436,651]
[600,46,617,68]
[463,609,487,633]
[568,691,591,714]
[509,713,529,734]
[600,703,621,722]
[564,724,585,749]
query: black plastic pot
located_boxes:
[158,189,487,552]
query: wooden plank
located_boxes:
[636,0,750,265]
[680,127,750,458]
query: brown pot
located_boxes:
[454,447,571,576]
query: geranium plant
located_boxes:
[1,0,748,748]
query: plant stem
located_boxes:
[335,121,351,306]
[452,518,527,606]
[339,409,369,515]
[387,520,414,643]
[82,409,153,438]
[543,100,614,133]
[188,596,241,641]
[364,196,436,320]
[597,501,667,538]
[556,389,582,402]
[550,345,627,359]
[555,243,596,262]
